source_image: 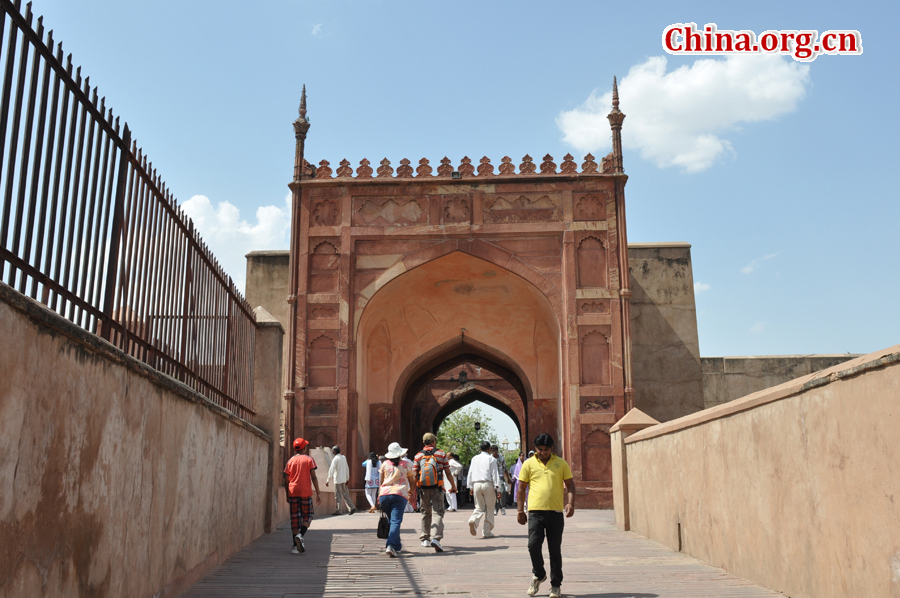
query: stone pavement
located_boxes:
[180,509,782,598]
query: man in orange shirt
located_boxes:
[284,438,322,554]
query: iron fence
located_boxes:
[0,0,257,420]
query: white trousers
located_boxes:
[467,481,497,536]
[446,490,457,511]
[365,486,378,508]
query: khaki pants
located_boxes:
[419,486,445,541]
[334,482,354,513]
[468,481,497,536]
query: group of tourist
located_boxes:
[283,432,575,597]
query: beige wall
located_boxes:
[628,243,704,421]
[245,250,290,330]
[702,354,860,408]
[621,344,900,598]
[0,284,271,598]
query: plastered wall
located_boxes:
[623,344,900,598]
[0,286,271,598]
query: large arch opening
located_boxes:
[355,250,562,459]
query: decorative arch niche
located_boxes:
[576,235,607,288]
[580,330,610,385]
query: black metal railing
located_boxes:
[0,0,257,420]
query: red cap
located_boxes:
[293,438,309,450]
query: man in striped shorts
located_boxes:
[284,437,322,553]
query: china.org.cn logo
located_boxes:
[663,23,862,62]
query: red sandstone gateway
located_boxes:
[284,83,630,508]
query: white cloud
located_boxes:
[181,194,291,293]
[312,23,323,36]
[557,55,810,173]
[750,322,767,333]
[741,252,779,274]
[694,281,711,294]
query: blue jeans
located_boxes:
[379,494,408,551]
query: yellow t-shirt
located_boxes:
[519,454,573,512]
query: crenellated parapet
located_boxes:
[310,152,618,181]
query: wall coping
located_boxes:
[627,242,692,249]
[702,354,861,360]
[245,249,290,258]
[627,343,900,445]
[0,281,272,443]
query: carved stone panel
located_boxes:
[576,235,608,288]
[312,199,340,227]
[482,193,562,224]
[352,196,429,226]
[580,329,611,385]
[309,240,339,293]
[307,400,338,417]
[574,194,607,221]
[581,396,614,413]
[578,300,609,314]
[581,425,612,481]
[308,334,337,388]
[305,427,337,449]
[308,304,339,320]
[442,196,471,224]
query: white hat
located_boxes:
[384,442,407,459]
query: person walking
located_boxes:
[363,452,381,512]
[325,445,356,515]
[413,433,456,552]
[511,451,525,504]
[517,434,575,598]
[466,441,500,538]
[445,453,463,512]
[379,442,417,557]
[491,444,512,515]
[283,438,322,554]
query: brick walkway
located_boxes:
[180,509,782,598]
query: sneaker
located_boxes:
[349,508,357,515]
[468,520,477,536]
[421,540,431,547]
[431,539,443,552]
[385,545,398,558]
[527,575,547,596]
[482,531,495,538]
[293,533,305,553]
[290,545,299,554]
[549,586,561,598]
[501,508,507,515]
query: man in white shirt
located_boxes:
[466,441,501,538]
[325,446,356,515]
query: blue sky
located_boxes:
[31,0,898,369]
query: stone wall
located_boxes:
[618,344,900,598]
[628,243,704,421]
[701,354,860,408]
[0,284,272,598]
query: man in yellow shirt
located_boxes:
[517,433,575,598]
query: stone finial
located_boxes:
[519,154,536,174]
[357,158,373,178]
[292,85,311,182]
[316,159,333,179]
[294,85,310,136]
[582,153,599,174]
[477,156,494,176]
[458,156,475,177]
[377,158,394,177]
[416,157,433,177]
[540,154,556,174]
[607,76,626,173]
[498,156,515,175]
[397,158,414,177]
[336,159,353,178]
[560,153,577,174]
[437,157,453,178]
[612,76,620,112]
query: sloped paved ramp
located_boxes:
[180,509,782,598]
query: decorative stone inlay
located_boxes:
[356,158,373,178]
[437,157,453,178]
[458,156,475,177]
[356,198,426,225]
[540,154,556,174]
[336,159,353,177]
[477,156,494,176]
[582,396,614,412]
[396,158,414,178]
[580,301,608,314]
[315,159,333,179]
[483,193,561,223]
[575,195,605,221]
[499,156,515,175]
[376,158,394,178]
[416,158,433,177]
[519,154,536,174]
